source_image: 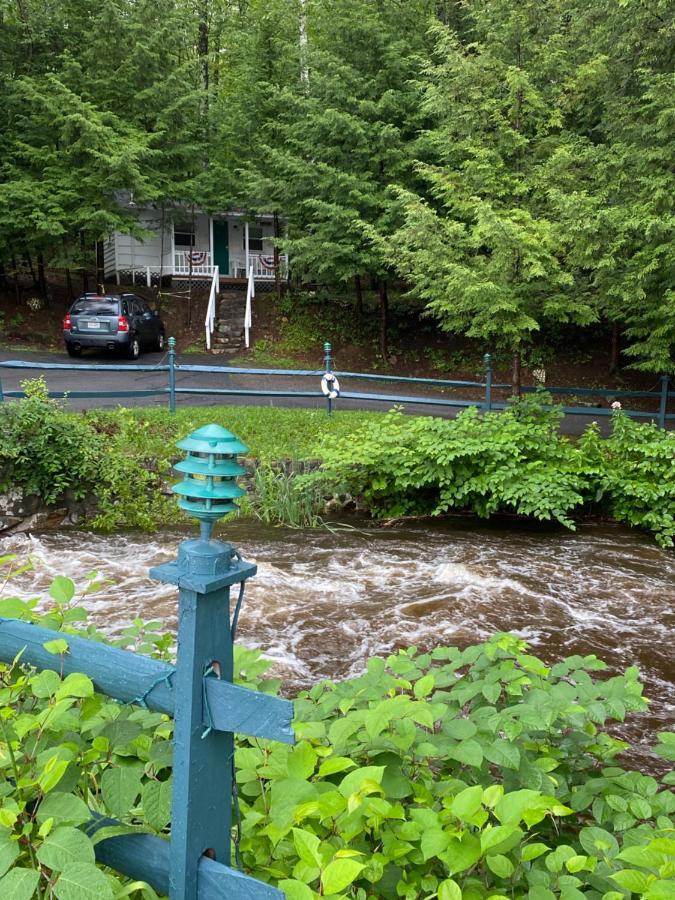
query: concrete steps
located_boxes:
[211,290,245,355]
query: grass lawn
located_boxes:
[83,405,387,464]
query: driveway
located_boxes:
[0,347,665,437]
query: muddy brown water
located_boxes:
[2,520,673,770]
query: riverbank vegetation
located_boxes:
[0,385,674,544]
[309,401,675,548]
[0,571,673,899]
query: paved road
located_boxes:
[0,347,662,437]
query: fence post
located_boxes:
[323,341,333,417]
[483,353,493,412]
[168,336,176,413]
[658,374,669,429]
[151,425,256,900]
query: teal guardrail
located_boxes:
[0,425,293,899]
[0,342,672,427]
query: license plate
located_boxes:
[87,321,101,329]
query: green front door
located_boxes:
[212,220,229,275]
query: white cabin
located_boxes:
[103,207,287,286]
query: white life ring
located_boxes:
[321,372,340,399]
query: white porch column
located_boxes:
[244,220,249,276]
[209,216,214,272]
[170,223,175,276]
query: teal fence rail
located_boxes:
[0,339,673,427]
[0,425,294,900]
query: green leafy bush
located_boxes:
[0,562,673,899]
[0,378,100,505]
[309,403,675,546]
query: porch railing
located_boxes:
[204,266,220,351]
[174,250,214,276]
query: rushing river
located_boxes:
[1,520,673,766]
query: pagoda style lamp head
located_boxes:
[173,424,248,544]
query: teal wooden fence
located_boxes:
[0,425,294,899]
[0,339,673,427]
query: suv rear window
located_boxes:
[71,298,120,316]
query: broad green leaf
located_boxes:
[321,858,364,894]
[44,639,69,655]
[440,834,482,874]
[36,793,91,827]
[421,828,449,861]
[438,878,462,900]
[486,854,514,878]
[141,779,172,831]
[485,740,520,770]
[293,828,322,868]
[481,825,520,854]
[101,765,143,819]
[579,827,619,859]
[38,756,70,794]
[0,866,41,900]
[521,843,550,861]
[414,674,434,699]
[55,673,94,700]
[318,757,356,777]
[278,880,315,900]
[37,826,94,872]
[338,766,385,798]
[49,576,75,604]
[31,669,62,698]
[0,832,19,879]
[449,739,483,768]
[54,862,114,900]
[451,785,483,820]
[610,869,652,893]
[285,741,316,780]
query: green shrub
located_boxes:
[309,402,675,547]
[0,563,673,899]
[0,378,99,504]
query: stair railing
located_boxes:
[204,265,220,350]
[244,265,254,348]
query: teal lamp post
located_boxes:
[150,424,260,900]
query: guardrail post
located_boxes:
[151,425,256,900]
[323,341,333,416]
[483,353,493,412]
[658,374,669,429]
[168,336,177,413]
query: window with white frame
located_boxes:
[174,223,195,248]
[245,224,264,253]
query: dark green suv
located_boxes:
[63,293,165,359]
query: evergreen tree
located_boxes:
[388,3,597,391]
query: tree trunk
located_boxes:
[511,350,522,397]
[11,255,21,305]
[355,274,363,316]
[37,252,47,298]
[273,212,282,302]
[95,241,105,291]
[610,321,621,374]
[24,248,37,286]
[65,268,74,304]
[378,279,389,362]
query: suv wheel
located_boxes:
[66,344,82,358]
[155,331,165,352]
[127,336,141,360]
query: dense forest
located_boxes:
[0,0,673,374]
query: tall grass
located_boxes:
[249,464,325,528]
